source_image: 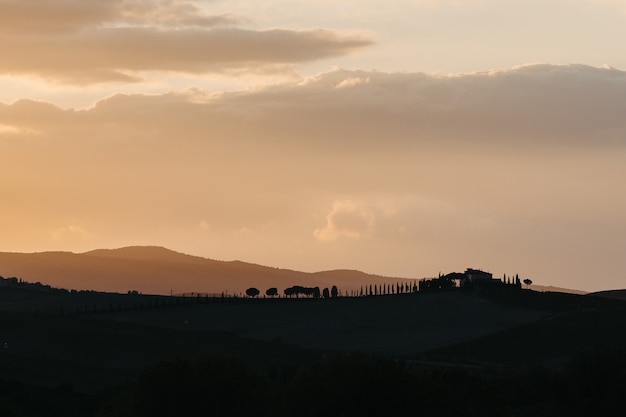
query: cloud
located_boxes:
[0,0,371,84]
[2,64,626,150]
[50,225,92,242]
[116,0,239,28]
[0,124,18,134]
[334,76,371,89]
[314,201,375,241]
[0,0,236,34]
[211,63,626,150]
[2,64,626,290]
[0,123,36,135]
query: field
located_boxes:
[1,285,626,416]
[0,286,608,387]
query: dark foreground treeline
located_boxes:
[2,349,626,417]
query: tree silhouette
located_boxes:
[564,348,626,416]
[331,285,338,298]
[124,359,268,417]
[246,287,260,298]
[313,287,321,299]
[265,287,278,297]
[523,279,532,289]
[322,288,330,298]
[282,355,418,416]
[284,285,321,298]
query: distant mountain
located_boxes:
[83,246,206,263]
[0,246,412,296]
[528,284,587,295]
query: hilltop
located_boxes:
[0,246,411,296]
[0,270,624,415]
[0,282,623,391]
[588,289,626,300]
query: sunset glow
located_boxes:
[2,0,626,292]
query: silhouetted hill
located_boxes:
[0,246,411,295]
[2,277,623,417]
[0,287,553,390]
[83,246,207,263]
[427,289,626,369]
[102,289,549,357]
[589,289,626,300]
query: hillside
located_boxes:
[0,246,412,296]
[589,289,626,301]
[1,285,615,391]
[1,282,623,416]
[427,289,626,368]
[0,287,554,391]
[103,290,550,357]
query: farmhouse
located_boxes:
[464,268,493,283]
[456,268,500,288]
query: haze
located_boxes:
[1,0,625,292]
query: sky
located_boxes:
[1,0,626,292]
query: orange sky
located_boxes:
[1,1,626,292]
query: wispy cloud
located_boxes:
[314,201,375,241]
[50,225,92,242]
[1,64,625,289]
[0,0,236,34]
[0,0,371,84]
[3,64,626,154]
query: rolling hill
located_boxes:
[0,285,557,391]
[0,246,413,296]
[589,289,626,301]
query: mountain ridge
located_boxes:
[0,246,588,296]
[0,246,412,296]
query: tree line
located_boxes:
[13,348,622,416]
[245,282,419,299]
